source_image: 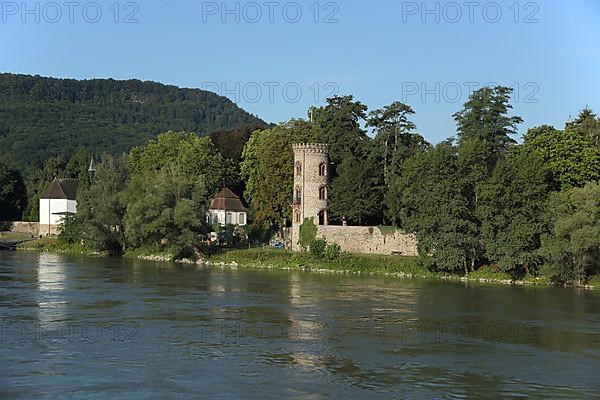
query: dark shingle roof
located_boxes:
[41,178,79,200]
[209,187,247,212]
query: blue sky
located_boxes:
[1,0,599,143]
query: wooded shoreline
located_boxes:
[13,243,599,290]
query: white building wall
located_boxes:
[207,210,247,227]
[39,199,77,226]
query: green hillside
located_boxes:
[0,73,267,173]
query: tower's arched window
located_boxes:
[319,186,327,200]
[319,163,327,177]
[296,162,302,176]
[295,187,302,203]
[294,211,301,224]
[318,210,327,226]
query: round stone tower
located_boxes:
[291,143,329,250]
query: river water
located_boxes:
[1,251,599,399]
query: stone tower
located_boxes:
[291,143,329,250]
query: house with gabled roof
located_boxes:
[207,187,248,227]
[39,178,79,236]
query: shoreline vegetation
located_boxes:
[13,238,599,289]
[3,86,599,289]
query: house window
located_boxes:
[319,186,327,200]
[296,162,302,176]
[239,213,246,225]
[319,163,327,177]
[226,213,233,225]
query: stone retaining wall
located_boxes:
[0,221,40,236]
[38,224,59,236]
[316,226,418,256]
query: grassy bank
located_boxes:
[209,248,432,277]
[0,232,34,242]
[207,248,550,286]
[208,248,588,287]
[11,242,595,288]
[16,237,106,256]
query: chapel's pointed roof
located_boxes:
[40,178,79,200]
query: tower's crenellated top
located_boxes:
[292,143,328,154]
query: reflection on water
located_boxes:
[36,252,68,324]
[1,251,599,399]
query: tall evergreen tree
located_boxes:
[453,86,523,170]
[77,155,129,255]
[395,143,480,273]
[367,102,420,185]
[566,106,600,147]
[313,95,368,166]
[478,151,552,275]
[328,151,384,225]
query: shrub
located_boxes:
[243,224,272,244]
[309,238,327,258]
[58,215,81,245]
[299,218,317,249]
[325,243,341,261]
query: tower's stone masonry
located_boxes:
[291,143,329,251]
[290,143,418,256]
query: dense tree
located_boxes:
[522,125,600,189]
[453,86,523,169]
[124,164,208,258]
[65,148,93,186]
[566,107,600,147]
[57,215,81,245]
[328,152,384,225]
[368,102,429,224]
[240,120,323,228]
[23,155,69,221]
[367,102,425,184]
[395,143,479,273]
[0,73,266,174]
[540,182,600,285]
[77,155,129,255]
[240,129,270,205]
[386,88,523,272]
[121,131,237,255]
[0,162,26,220]
[312,95,368,166]
[245,130,294,228]
[209,124,268,162]
[128,131,235,197]
[478,151,552,275]
[22,149,92,221]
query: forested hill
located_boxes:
[0,73,267,173]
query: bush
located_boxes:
[325,243,341,261]
[244,224,272,244]
[58,215,81,245]
[299,218,317,249]
[309,238,327,258]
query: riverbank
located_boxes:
[206,248,589,288]
[12,240,598,289]
[16,237,103,255]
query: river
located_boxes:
[1,251,599,399]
